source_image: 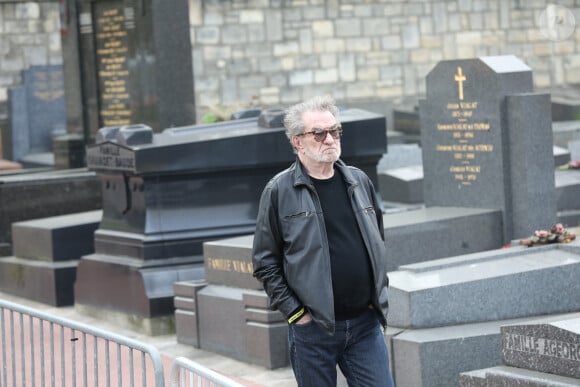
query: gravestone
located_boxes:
[420,55,557,243]
[502,316,580,379]
[0,168,101,256]
[388,240,580,387]
[569,139,580,161]
[552,121,580,149]
[175,236,288,369]
[459,314,580,386]
[388,242,580,329]
[0,211,102,306]
[3,65,65,165]
[62,0,195,144]
[76,108,387,335]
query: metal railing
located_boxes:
[169,357,246,387]
[0,299,165,387]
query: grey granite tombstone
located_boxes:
[64,0,195,144]
[502,315,580,379]
[569,139,580,161]
[419,56,557,243]
[77,108,387,335]
[552,121,580,149]
[459,313,580,387]
[554,145,571,167]
[555,169,580,228]
[3,65,65,165]
[388,241,580,329]
[388,239,580,387]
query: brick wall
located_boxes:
[1,0,580,122]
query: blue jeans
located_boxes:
[288,308,395,387]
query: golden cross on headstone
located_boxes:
[454,66,466,100]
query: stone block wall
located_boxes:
[1,0,580,122]
[0,1,62,102]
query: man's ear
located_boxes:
[292,136,302,152]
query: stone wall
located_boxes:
[1,0,580,122]
[0,1,62,102]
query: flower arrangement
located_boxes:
[519,223,576,247]
[559,160,580,170]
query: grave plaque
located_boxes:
[68,0,195,142]
[420,56,556,242]
[502,316,580,379]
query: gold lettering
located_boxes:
[459,102,478,109]
[206,258,232,271]
[232,260,254,273]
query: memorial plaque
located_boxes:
[502,316,580,379]
[420,56,531,206]
[70,0,195,141]
[94,4,133,128]
[420,56,556,241]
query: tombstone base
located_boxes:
[74,253,205,335]
[175,283,289,369]
[0,256,77,306]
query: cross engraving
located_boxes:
[454,66,466,100]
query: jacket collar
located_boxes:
[291,157,357,187]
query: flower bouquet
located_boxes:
[519,223,576,247]
[558,160,580,170]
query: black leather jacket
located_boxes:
[252,158,389,334]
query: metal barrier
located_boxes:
[0,299,165,387]
[169,357,246,387]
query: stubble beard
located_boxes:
[303,147,341,163]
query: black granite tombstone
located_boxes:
[62,0,195,145]
[0,169,101,256]
[174,235,288,369]
[3,65,65,166]
[76,108,387,335]
[419,55,557,242]
[0,210,102,306]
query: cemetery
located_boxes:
[0,52,579,386]
[1,1,580,386]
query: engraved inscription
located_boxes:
[206,257,254,274]
[431,66,496,187]
[86,143,136,172]
[505,333,580,362]
[94,5,134,127]
[31,69,64,101]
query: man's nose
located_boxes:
[323,131,335,143]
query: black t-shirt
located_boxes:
[311,169,374,320]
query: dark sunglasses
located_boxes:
[296,125,343,142]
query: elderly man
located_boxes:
[252,95,394,387]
